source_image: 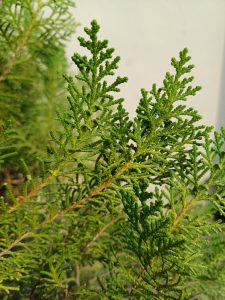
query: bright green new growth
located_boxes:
[0,19,225,300]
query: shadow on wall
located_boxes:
[217,37,225,129]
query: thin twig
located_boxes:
[85,213,124,250]
[8,169,59,213]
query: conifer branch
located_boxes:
[0,231,32,258]
[8,169,60,213]
[85,213,123,250]
[41,161,132,225]
[128,190,199,297]
[0,0,42,82]
[1,18,225,299]
[0,161,132,258]
[170,194,200,232]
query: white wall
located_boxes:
[67,0,225,127]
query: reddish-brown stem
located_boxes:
[170,194,199,233]
[85,213,124,250]
[8,169,59,213]
[0,231,32,258]
[0,161,132,257]
[40,161,131,227]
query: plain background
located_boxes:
[67,0,225,128]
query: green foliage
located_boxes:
[0,18,225,299]
[0,0,77,161]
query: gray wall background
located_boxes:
[67,0,225,128]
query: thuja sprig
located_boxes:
[0,0,78,166]
[0,0,76,82]
[100,129,225,299]
[0,20,225,299]
[62,20,127,135]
